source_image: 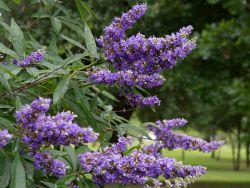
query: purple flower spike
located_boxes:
[90,4,196,108]
[148,118,224,152]
[13,49,45,67]
[17,98,99,151]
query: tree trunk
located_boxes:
[246,142,250,167]
[216,149,221,161]
[181,150,185,160]
[229,133,236,170]
[211,151,215,159]
[235,125,241,171]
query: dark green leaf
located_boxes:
[58,53,86,67]
[0,1,10,12]
[64,146,77,170]
[10,153,26,188]
[40,181,54,188]
[0,74,11,90]
[119,123,149,138]
[0,117,15,132]
[76,145,91,155]
[84,23,98,58]
[10,18,24,57]
[0,43,17,58]
[101,90,119,102]
[51,17,62,34]
[53,77,70,104]
[0,154,11,188]
[60,34,86,50]
[26,67,40,77]
[15,96,22,110]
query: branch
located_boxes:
[0,55,100,97]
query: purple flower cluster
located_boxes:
[90,69,165,89]
[148,118,224,152]
[0,129,12,147]
[34,152,67,177]
[79,137,206,185]
[13,49,45,66]
[125,93,161,107]
[16,97,99,151]
[90,4,196,107]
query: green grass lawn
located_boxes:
[106,145,250,188]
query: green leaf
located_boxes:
[0,64,19,79]
[64,146,77,170]
[15,96,22,110]
[53,77,70,104]
[0,117,15,132]
[10,18,24,57]
[75,0,98,22]
[10,153,26,188]
[57,53,86,67]
[75,0,88,23]
[101,90,119,102]
[0,43,17,58]
[119,123,149,138]
[60,34,86,50]
[0,154,11,188]
[71,81,97,127]
[40,181,54,188]
[0,74,11,90]
[54,175,74,187]
[0,104,12,109]
[51,17,62,34]
[123,145,140,156]
[63,97,87,122]
[76,145,91,155]
[26,67,40,77]
[0,1,10,12]
[48,34,58,54]
[84,23,97,58]
[47,150,67,157]
[59,17,85,39]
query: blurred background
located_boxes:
[1,0,250,187]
